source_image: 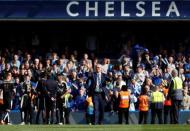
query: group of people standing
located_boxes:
[0,72,73,125]
[87,65,184,125]
[0,44,190,125]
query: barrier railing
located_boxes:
[9,110,190,124]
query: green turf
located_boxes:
[0,125,190,131]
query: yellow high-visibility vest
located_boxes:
[151,91,164,103]
[172,77,182,90]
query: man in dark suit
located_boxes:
[90,64,106,125]
[45,74,58,124]
[35,73,47,124]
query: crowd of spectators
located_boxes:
[0,43,190,124]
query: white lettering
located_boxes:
[152,2,160,17]
[166,1,180,17]
[121,2,130,17]
[86,2,98,17]
[105,2,115,17]
[66,1,79,17]
[136,1,145,17]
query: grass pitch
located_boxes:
[0,125,190,131]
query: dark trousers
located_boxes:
[164,106,172,124]
[20,94,33,124]
[45,98,56,124]
[171,100,182,124]
[56,108,63,124]
[93,94,105,124]
[56,100,64,124]
[0,110,3,121]
[21,107,33,124]
[63,107,70,124]
[36,98,46,124]
[151,109,163,124]
[36,109,46,124]
[86,114,94,124]
[118,108,129,124]
[139,111,148,124]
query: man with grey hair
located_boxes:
[90,64,106,125]
[169,69,183,124]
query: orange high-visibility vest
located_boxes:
[138,95,149,111]
[163,88,172,106]
[119,91,130,108]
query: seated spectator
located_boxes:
[113,72,126,90]
[128,78,141,97]
[141,52,152,71]
[51,52,59,65]
[1,63,11,79]
[144,78,155,92]
[133,65,145,86]
[70,54,78,67]
[12,66,20,78]
[184,79,190,94]
[152,69,162,86]
[141,64,150,78]
[11,54,21,69]
[184,56,190,79]
[162,65,172,83]
[128,89,137,111]
[104,77,114,112]
[179,68,186,82]
[81,53,92,69]
[101,58,109,74]
[168,56,176,70]
[0,57,6,75]
[123,63,134,84]
[181,89,190,110]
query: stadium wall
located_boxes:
[10,111,190,124]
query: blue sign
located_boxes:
[0,0,189,20]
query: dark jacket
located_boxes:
[45,79,58,98]
[92,72,106,93]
